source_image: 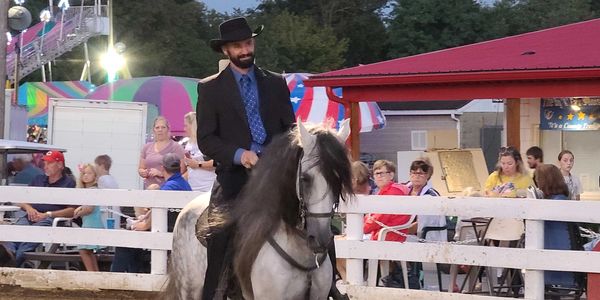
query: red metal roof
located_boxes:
[307,18,600,87]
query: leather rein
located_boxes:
[266,150,334,297]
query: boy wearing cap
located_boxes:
[0,150,76,267]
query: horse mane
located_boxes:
[232,125,353,295]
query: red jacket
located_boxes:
[363,182,411,242]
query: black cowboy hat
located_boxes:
[209,17,264,53]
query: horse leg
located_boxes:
[311,257,333,300]
[162,194,210,300]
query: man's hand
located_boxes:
[241,150,259,169]
[24,206,41,222]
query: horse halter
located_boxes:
[296,150,335,233]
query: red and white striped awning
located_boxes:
[284,73,386,132]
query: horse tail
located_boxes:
[160,193,210,300]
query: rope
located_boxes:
[579,226,600,239]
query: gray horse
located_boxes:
[164,120,353,299]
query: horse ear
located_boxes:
[337,118,351,142]
[297,118,316,153]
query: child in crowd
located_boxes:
[73,163,104,271]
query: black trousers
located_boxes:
[203,220,234,300]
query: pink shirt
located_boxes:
[140,140,184,189]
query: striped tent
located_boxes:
[284,73,385,132]
[18,81,95,126]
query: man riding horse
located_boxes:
[197,17,348,300]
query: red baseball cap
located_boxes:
[42,150,65,163]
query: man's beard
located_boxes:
[229,53,255,69]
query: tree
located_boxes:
[257,0,389,67]
[386,0,485,58]
[112,0,219,78]
[252,11,348,73]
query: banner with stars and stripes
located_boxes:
[284,73,386,133]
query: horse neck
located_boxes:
[273,221,318,265]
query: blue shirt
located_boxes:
[160,172,192,232]
[230,67,265,164]
[13,164,44,185]
[29,173,76,212]
[160,172,192,191]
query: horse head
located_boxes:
[297,119,351,254]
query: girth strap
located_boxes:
[267,236,328,272]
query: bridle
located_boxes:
[266,149,335,295]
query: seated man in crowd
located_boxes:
[10,154,44,185]
[0,150,76,267]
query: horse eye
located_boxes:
[301,173,312,183]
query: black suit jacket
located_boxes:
[196,65,295,199]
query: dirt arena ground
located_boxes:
[0,285,159,300]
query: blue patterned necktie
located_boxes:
[240,75,266,144]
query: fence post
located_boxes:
[151,207,168,275]
[345,212,364,286]
[524,219,544,299]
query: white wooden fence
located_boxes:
[1,186,600,299]
[0,186,205,291]
[338,195,600,299]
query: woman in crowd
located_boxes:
[351,161,371,195]
[181,112,216,192]
[363,159,409,242]
[534,164,580,291]
[73,163,103,272]
[138,116,185,189]
[557,150,582,200]
[485,146,533,198]
[405,158,445,242]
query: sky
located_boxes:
[201,0,261,13]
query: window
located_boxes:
[411,130,427,150]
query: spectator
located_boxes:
[11,154,44,185]
[0,150,76,267]
[363,160,410,242]
[534,164,580,289]
[351,161,371,195]
[181,112,216,192]
[111,154,192,273]
[405,158,445,242]
[485,146,533,198]
[94,155,119,189]
[557,150,582,200]
[526,146,544,170]
[73,163,104,272]
[138,116,185,189]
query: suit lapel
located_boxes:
[254,67,271,125]
[220,67,249,128]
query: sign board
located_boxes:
[540,97,600,130]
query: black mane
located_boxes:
[232,125,353,294]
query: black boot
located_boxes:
[327,239,349,300]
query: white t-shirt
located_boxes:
[185,141,216,192]
[98,175,119,189]
[563,174,582,200]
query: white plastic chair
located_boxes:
[466,218,525,295]
[367,214,416,288]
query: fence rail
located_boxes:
[337,195,600,299]
[1,187,600,298]
[0,186,204,291]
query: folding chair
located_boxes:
[464,218,525,296]
[367,214,416,288]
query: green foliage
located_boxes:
[386,0,485,58]
[253,11,348,73]
[257,0,389,66]
[113,0,219,78]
